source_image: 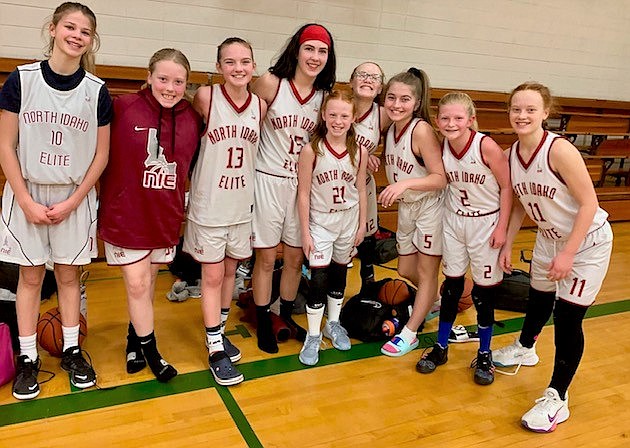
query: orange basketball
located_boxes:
[37,307,87,358]
[458,278,474,312]
[439,278,475,312]
[378,279,411,305]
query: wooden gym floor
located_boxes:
[0,224,629,447]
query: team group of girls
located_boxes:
[0,1,613,435]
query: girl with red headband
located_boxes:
[251,24,336,354]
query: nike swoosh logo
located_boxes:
[547,409,561,423]
[28,384,38,390]
[76,374,88,380]
[134,126,148,131]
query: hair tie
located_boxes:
[407,67,422,78]
[299,24,331,47]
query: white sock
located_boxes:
[206,326,224,354]
[19,334,38,362]
[326,295,344,323]
[305,305,325,336]
[220,308,230,335]
[62,324,80,351]
[399,325,417,344]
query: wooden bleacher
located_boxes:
[2,57,630,226]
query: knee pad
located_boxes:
[472,285,494,328]
[357,236,376,261]
[308,267,328,308]
[553,299,588,333]
[327,262,348,296]
[528,286,556,309]
[440,276,465,324]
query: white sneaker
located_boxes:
[323,320,351,351]
[493,339,539,367]
[521,388,570,432]
[299,334,323,366]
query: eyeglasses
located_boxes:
[354,71,382,82]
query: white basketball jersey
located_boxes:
[188,84,261,226]
[443,130,500,216]
[256,78,323,177]
[354,103,380,155]
[384,118,432,202]
[310,139,360,213]
[17,62,102,184]
[510,131,608,240]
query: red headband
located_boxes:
[299,24,331,47]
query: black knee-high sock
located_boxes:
[126,322,146,374]
[280,298,307,342]
[357,236,376,287]
[138,332,178,382]
[549,299,588,400]
[519,287,556,348]
[256,304,279,353]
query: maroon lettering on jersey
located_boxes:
[39,151,70,166]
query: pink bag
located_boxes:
[0,322,16,386]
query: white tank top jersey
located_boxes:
[354,102,380,155]
[310,139,360,213]
[443,130,500,216]
[510,130,609,240]
[17,62,102,185]
[188,84,262,227]
[384,117,432,202]
[256,78,323,178]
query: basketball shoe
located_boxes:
[61,346,96,389]
[472,351,495,385]
[521,388,570,432]
[12,355,41,400]
[323,320,351,350]
[299,334,323,366]
[416,343,448,373]
[492,339,539,367]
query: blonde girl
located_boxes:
[416,92,511,386]
[0,2,111,399]
[496,82,612,432]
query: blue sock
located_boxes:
[478,325,493,353]
[437,321,453,348]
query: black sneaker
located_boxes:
[61,346,96,389]
[209,351,244,386]
[12,355,41,400]
[416,343,448,374]
[223,335,242,363]
[472,351,495,385]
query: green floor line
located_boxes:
[215,386,264,448]
[1,299,628,429]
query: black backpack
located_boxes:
[340,278,415,342]
[493,269,530,313]
[168,238,202,285]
